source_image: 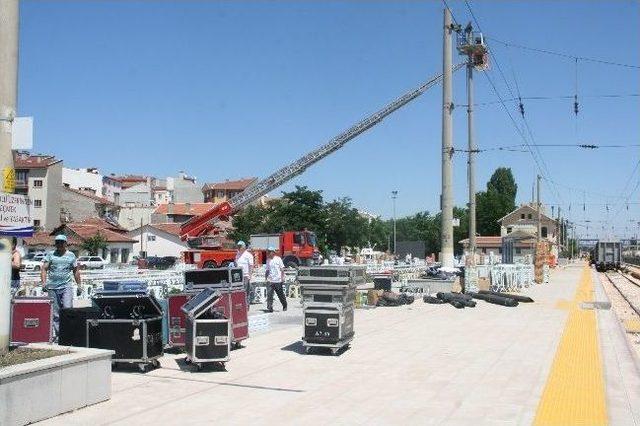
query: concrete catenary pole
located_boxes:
[440,7,454,268]
[391,190,398,255]
[466,49,476,262]
[557,206,561,254]
[0,0,19,353]
[536,174,541,243]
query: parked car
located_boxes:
[77,256,107,269]
[21,252,47,272]
[138,256,177,270]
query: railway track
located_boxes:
[601,270,640,321]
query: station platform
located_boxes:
[42,263,640,425]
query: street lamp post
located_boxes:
[391,191,398,255]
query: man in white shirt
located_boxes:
[265,247,287,313]
[234,240,254,309]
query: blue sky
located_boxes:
[18,1,639,238]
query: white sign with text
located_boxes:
[0,192,34,237]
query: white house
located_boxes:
[62,167,103,195]
[128,223,189,258]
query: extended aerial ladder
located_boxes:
[180,64,464,242]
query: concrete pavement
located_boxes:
[40,264,640,425]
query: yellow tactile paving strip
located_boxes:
[534,266,607,426]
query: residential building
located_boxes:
[499,203,557,242]
[151,202,214,224]
[202,177,257,204]
[102,174,147,205]
[60,187,119,224]
[168,172,203,203]
[128,223,189,258]
[13,151,63,231]
[62,167,102,195]
[23,217,135,263]
[152,179,171,204]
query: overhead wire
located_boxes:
[487,37,640,69]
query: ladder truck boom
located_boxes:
[180,63,464,240]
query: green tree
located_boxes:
[229,204,270,243]
[324,197,369,252]
[476,168,518,236]
[81,233,107,256]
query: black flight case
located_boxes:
[181,287,231,371]
[89,291,164,372]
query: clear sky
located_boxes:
[18,1,639,239]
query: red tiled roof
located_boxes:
[202,178,257,191]
[23,231,82,247]
[67,224,136,243]
[150,223,182,236]
[13,151,61,169]
[63,187,114,205]
[153,203,215,216]
[76,217,126,233]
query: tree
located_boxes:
[81,233,107,256]
[324,197,369,252]
[476,168,518,236]
[229,204,270,243]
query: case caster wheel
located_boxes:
[151,359,160,369]
[184,357,192,365]
[196,363,203,372]
[331,348,339,355]
[138,363,148,373]
[304,347,311,354]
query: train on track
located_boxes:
[591,240,622,272]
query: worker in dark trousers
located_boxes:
[265,247,287,312]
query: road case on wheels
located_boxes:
[11,297,53,344]
[59,307,101,347]
[89,292,164,371]
[168,268,248,348]
[302,303,354,355]
[298,266,362,355]
[182,287,231,370]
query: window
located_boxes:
[516,248,522,254]
[33,219,41,227]
[120,249,130,263]
[482,248,487,254]
[33,180,43,188]
[541,227,548,238]
[293,233,303,245]
[506,227,512,233]
[147,235,156,242]
[528,214,532,219]
[33,200,42,208]
[498,248,502,254]
[16,171,28,184]
[520,214,525,219]
[217,190,225,198]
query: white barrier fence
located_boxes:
[488,264,535,292]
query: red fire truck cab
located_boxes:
[250,230,320,268]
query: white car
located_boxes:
[21,252,47,272]
[77,256,106,270]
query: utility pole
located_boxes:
[536,174,541,243]
[557,206,561,256]
[0,0,19,353]
[440,7,455,268]
[391,190,398,255]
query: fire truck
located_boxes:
[182,230,319,269]
[180,64,463,263]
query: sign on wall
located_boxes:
[0,192,33,237]
[3,167,15,192]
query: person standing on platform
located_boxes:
[234,240,254,309]
[11,237,21,297]
[41,234,81,341]
[265,247,287,313]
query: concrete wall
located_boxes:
[46,162,62,231]
[62,168,103,194]
[28,162,62,230]
[60,187,103,223]
[119,182,152,206]
[128,226,188,257]
[170,176,203,203]
[117,206,155,231]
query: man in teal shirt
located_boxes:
[41,234,82,341]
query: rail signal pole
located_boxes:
[536,174,542,243]
[391,190,398,255]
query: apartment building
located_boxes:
[202,177,257,204]
[13,151,62,231]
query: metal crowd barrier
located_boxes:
[489,264,535,292]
